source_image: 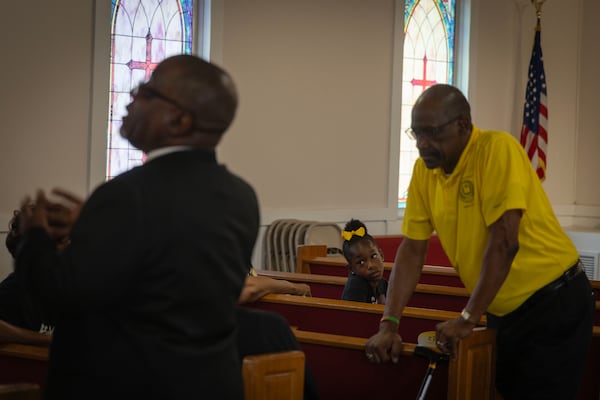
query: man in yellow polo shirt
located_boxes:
[365,84,595,399]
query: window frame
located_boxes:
[88,0,217,192]
[391,0,470,216]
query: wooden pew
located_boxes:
[243,294,484,343]
[243,350,305,400]
[0,344,48,390]
[0,344,308,400]
[246,293,600,399]
[372,234,452,267]
[257,269,470,311]
[0,329,494,400]
[256,269,599,328]
[0,383,40,400]
[295,244,464,287]
[0,327,597,399]
[294,327,496,400]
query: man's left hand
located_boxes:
[435,317,476,358]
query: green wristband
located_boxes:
[380,315,400,325]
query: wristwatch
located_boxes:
[460,309,479,324]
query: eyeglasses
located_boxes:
[405,116,461,142]
[130,84,192,114]
[130,83,225,134]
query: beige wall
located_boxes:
[219,0,395,211]
[576,0,600,206]
[0,1,92,210]
[0,0,93,276]
[1,0,599,276]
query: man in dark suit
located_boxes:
[16,55,259,399]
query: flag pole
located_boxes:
[521,0,548,181]
[531,0,545,19]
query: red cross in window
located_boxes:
[410,55,437,93]
[127,31,159,81]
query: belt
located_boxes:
[535,261,584,297]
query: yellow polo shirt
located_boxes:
[402,126,579,316]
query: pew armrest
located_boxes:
[243,350,305,400]
[448,327,496,400]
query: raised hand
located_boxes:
[19,191,50,234]
[46,188,84,243]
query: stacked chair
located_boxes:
[262,219,343,272]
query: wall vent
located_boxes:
[578,250,600,281]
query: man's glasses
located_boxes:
[405,116,461,142]
[131,84,192,114]
[130,83,225,134]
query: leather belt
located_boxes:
[536,261,584,297]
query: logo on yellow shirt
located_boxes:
[459,179,474,205]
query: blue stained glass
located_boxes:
[181,0,194,54]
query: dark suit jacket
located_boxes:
[236,307,320,400]
[17,149,259,399]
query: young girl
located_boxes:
[340,219,388,304]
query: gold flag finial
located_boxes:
[531,0,546,18]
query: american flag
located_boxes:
[520,19,548,181]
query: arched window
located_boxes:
[107,0,194,180]
[398,0,458,207]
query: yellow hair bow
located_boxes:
[341,226,366,241]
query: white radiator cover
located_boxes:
[578,251,600,280]
[567,230,600,281]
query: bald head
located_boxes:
[153,55,239,136]
[413,84,471,123]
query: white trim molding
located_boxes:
[554,204,600,230]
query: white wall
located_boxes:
[0,0,93,277]
[1,0,599,277]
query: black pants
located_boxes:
[236,307,320,400]
[487,271,595,400]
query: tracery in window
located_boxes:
[399,0,455,207]
[107,0,194,180]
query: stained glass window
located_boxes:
[398,0,456,207]
[107,0,194,180]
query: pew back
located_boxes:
[244,294,481,343]
[256,269,470,311]
[294,327,495,400]
[0,383,40,400]
[0,345,47,390]
[372,234,452,267]
[295,245,464,287]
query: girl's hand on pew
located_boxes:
[291,283,311,297]
[365,324,403,364]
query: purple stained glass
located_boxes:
[107,0,194,180]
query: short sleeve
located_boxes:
[479,134,530,226]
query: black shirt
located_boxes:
[0,272,54,333]
[341,273,388,304]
